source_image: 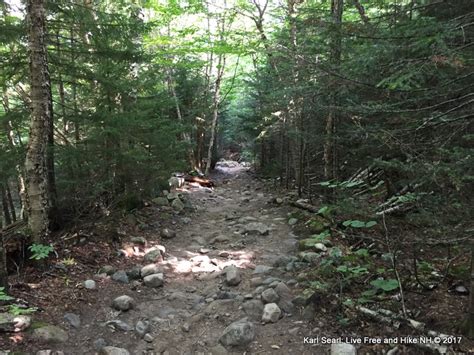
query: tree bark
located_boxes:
[24,0,52,242]
[0,184,12,227]
[323,0,344,180]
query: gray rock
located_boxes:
[99,265,116,275]
[250,277,263,287]
[330,343,357,355]
[253,265,273,274]
[299,252,320,263]
[242,300,264,321]
[225,266,241,286]
[171,198,185,212]
[94,338,107,350]
[143,273,164,288]
[36,351,65,355]
[105,320,133,331]
[244,222,270,236]
[219,319,255,347]
[144,249,162,263]
[144,333,154,342]
[83,279,96,290]
[262,277,280,285]
[161,228,176,239]
[64,313,81,328]
[262,303,281,323]
[99,347,131,355]
[32,325,69,343]
[126,267,142,280]
[274,282,291,298]
[0,313,31,332]
[111,270,129,284]
[261,288,279,303]
[288,218,298,226]
[166,191,180,201]
[152,197,169,206]
[135,320,150,337]
[141,264,162,278]
[112,295,135,311]
[314,243,328,252]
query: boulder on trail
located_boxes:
[219,318,255,347]
[141,264,162,278]
[225,265,241,286]
[112,295,134,311]
[262,303,281,323]
[152,197,169,206]
[143,273,164,288]
[111,270,129,284]
[160,228,176,239]
[261,288,279,303]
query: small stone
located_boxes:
[225,266,241,286]
[253,265,273,274]
[32,325,69,343]
[99,346,131,355]
[141,264,162,278]
[262,277,280,285]
[64,313,81,328]
[455,285,469,294]
[144,333,154,342]
[83,279,96,290]
[182,322,190,332]
[94,338,107,350]
[135,320,150,337]
[314,243,328,252]
[144,249,163,263]
[99,265,116,275]
[261,288,279,303]
[330,343,357,355]
[275,198,283,204]
[288,218,298,226]
[219,319,255,347]
[274,282,291,298]
[262,303,281,323]
[171,198,185,211]
[112,295,134,311]
[112,270,129,284]
[105,320,133,332]
[161,228,176,239]
[126,267,142,281]
[152,197,169,206]
[143,273,164,288]
[209,344,228,355]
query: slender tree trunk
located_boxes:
[0,184,12,226]
[323,0,344,180]
[25,0,52,242]
[205,54,225,175]
[6,184,16,222]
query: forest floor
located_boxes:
[0,163,472,354]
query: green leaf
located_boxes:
[365,221,377,228]
[370,278,399,292]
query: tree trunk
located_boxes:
[24,0,52,242]
[0,184,12,227]
[323,0,344,180]
[5,183,16,223]
[0,231,7,289]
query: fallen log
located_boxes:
[184,175,215,188]
[291,200,320,213]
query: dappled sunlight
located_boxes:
[161,249,256,277]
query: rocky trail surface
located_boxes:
[3,164,351,355]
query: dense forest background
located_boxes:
[0,0,473,342]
